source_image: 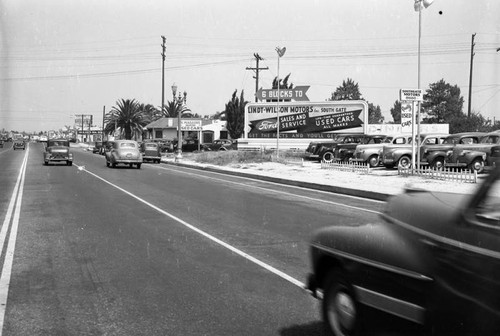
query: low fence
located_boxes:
[398,166,478,183]
[321,161,371,174]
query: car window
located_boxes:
[481,136,500,144]
[476,178,500,225]
[120,142,136,148]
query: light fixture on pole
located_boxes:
[172,83,187,161]
[275,46,286,159]
[412,0,434,171]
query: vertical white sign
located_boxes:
[401,102,413,133]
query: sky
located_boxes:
[0,0,499,133]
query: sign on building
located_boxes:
[399,89,423,102]
[244,101,368,139]
[181,119,202,131]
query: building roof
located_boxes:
[145,117,221,129]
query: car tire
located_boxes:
[398,155,412,169]
[322,271,361,336]
[368,155,379,168]
[322,151,335,163]
[468,158,484,173]
[430,157,444,170]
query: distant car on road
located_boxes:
[140,141,162,163]
[13,140,26,150]
[306,164,500,336]
[43,139,73,166]
[105,140,142,169]
[92,141,103,154]
[202,139,237,151]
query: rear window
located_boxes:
[120,142,136,148]
[145,143,157,148]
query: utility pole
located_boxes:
[161,36,166,116]
[246,53,268,102]
[468,33,476,118]
[102,106,105,141]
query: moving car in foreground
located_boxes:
[105,140,142,169]
[307,164,500,335]
[43,139,73,166]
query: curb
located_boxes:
[162,160,392,202]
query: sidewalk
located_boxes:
[161,154,482,201]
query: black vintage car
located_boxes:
[307,164,500,335]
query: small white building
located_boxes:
[144,118,230,143]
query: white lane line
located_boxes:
[154,164,383,214]
[0,147,29,335]
[75,164,305,289]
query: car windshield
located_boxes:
[442,136,461,144]
[120,142,136,148]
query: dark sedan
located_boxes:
[306,165,500,335]
[201,139,237,151]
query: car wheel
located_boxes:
[368,155,379,168]
[398,155,412,169]
[137,163,141,169]
[322,151,335,163]
[322,271,360,336]
[430,157,444,170]
[468,159,484,173]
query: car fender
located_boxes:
[311,222,434,290]
[459,150,487,163]
[426,150,447,163]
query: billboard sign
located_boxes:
[245,101,367,139]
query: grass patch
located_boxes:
[193,150,306,166]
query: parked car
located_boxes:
[172,138,202,152]
[140,141,162,163]
[105,140,142,169]
[445,131,500,173]
[381,133,448,169]
[317,134,369,163]
[306,164,500,336]
[304,134,346,161]
[351,135,411,167]
[202,139,237,151]
[92,141,103,154]
[419,132,486,169]
[332,134,387,163]
[13,140,26,150]
[43,139,73,166]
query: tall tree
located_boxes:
[422,79,464,124]
[224,90,247,139]
[329,78,362,101]
[390,100,402,123]
[272,73,294,90]
[104,99,149,140]
[368,102,384,124]
[138,103,162,123]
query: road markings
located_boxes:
[0,147,29,335]
[75,164,305,289]
[155,164,383,214]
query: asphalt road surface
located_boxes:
[0,142,416,336]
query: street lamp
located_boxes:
[172,83,187,160]
[412,0,434,171]
[275,46,286,159]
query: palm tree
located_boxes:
[139,103,162,123]
[104,99,150,140]
[163,99,192,118]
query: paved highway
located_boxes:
[0,142,391,335]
